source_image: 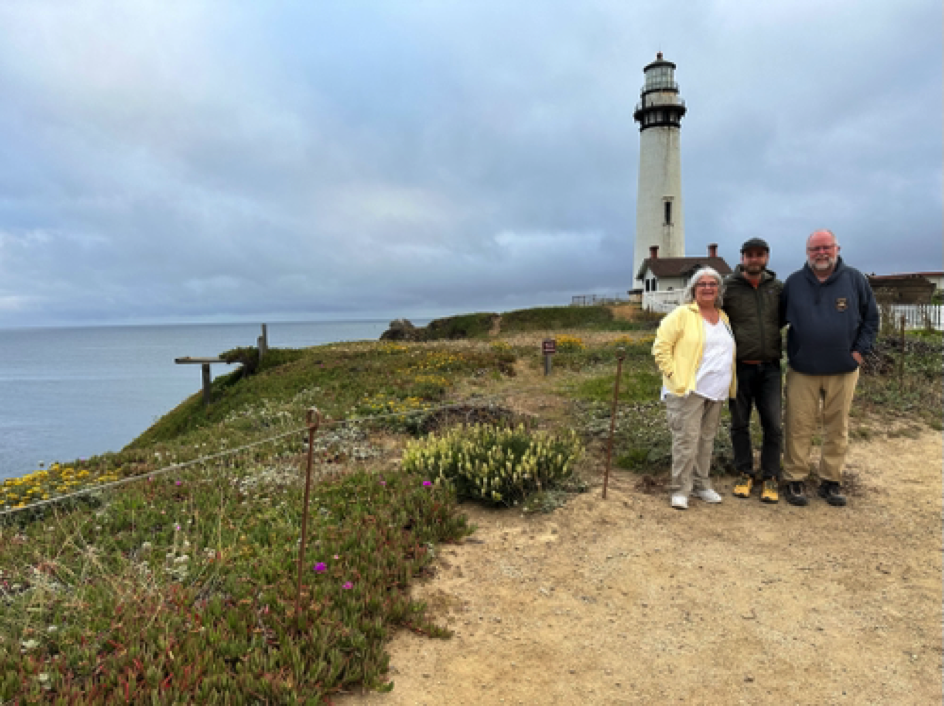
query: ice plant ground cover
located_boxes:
[0,459,471,702]
[0,301,939,702]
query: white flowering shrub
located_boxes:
[401,424,582,507]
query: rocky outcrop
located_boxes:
[380,319,425,342]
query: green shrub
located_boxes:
[401,424,582,506]
[501,306,614,332]
[422,313,498,340]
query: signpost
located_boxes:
[542,338,556,376]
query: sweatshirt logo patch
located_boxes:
[835,297,848,312]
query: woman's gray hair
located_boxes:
[681,266,725,306]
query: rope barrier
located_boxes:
[0,383,565,518]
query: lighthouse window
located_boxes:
[664,201,672,225]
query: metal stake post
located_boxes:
[602,348,626,499]
[898,315,906,391]
[295,406,322,618]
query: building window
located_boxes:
[664,201,672,225]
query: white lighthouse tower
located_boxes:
[632,53,687,289]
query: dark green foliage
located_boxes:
[422,313,499,340]
[857,333,943,426]
[220,346,260,376]
[501,306,615,331]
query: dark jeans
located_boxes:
[728,361,782,480]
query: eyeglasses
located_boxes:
[807,245,836,253]
[695,282,719,289]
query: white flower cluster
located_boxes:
[402,424,581,506]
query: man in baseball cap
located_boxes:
[721,238,783,503]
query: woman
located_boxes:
[652,267,736,510]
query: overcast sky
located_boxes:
[0,1,940,328]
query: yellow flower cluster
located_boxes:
[358,392,432,417]
[411,374,450,387]
[412,350,462,372]
[1,463,122,510]
[556,334,585,352]
[377,342,409,354]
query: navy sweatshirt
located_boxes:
[780,257,879,375]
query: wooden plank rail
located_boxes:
[175,324,268,406]
[174,357,231,406]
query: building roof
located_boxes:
[869,272,943,281]
[637,256,733,280]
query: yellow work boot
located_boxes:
[761,479,779,504]
[733,474,754,498]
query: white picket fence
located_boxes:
[883,304,944,331]
[642,290,684,313]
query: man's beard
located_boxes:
[809,256,836,271]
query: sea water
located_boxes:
[0,320,395,480]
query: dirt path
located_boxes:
[337,428,942,705]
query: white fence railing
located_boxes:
[642,290,684,313]
[882,304,944,331]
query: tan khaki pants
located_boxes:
[783,367,860,483]
[665,394,724,497]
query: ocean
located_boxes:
[0,320,397,481]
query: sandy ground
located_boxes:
[336,427,943,705]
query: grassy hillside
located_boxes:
[1,306,939,702]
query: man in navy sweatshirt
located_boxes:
[780,229,879,507]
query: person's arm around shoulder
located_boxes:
[778,277,789,330]
[719,309,738,399]
[719,275,735,317]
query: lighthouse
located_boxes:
[632,53,687,290]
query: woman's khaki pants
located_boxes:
[665,393,724,497]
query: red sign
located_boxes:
[542,339,557,355]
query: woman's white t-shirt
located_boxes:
[695,320,734,401]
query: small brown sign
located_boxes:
[542,339,557,355]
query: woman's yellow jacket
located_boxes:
[651,302,737,399]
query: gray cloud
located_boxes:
[0,0,939,327]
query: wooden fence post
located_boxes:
[898,315,906,391]
[201,363,212,406]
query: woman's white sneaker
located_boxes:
[695,488,723,503]
[670,494,689,510]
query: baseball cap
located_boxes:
[740,237,770,253]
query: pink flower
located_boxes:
[422,481,433,487]
[175,480,182,486]
[342,582,353,590]
[313,562,327,572]
[333,554,339,560]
